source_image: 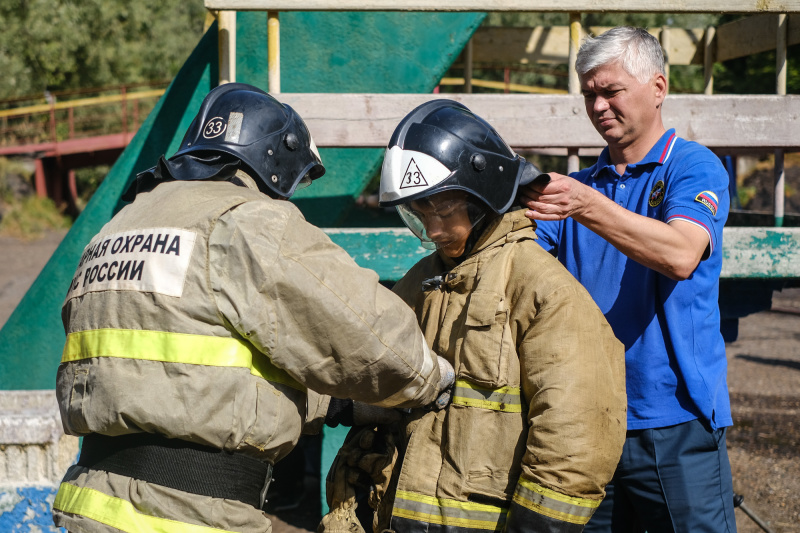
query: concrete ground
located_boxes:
[1,231,798,532]
[0,229,67,328]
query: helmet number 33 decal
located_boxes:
[203,116,227,139]
[401,159,429,189]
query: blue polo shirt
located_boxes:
[536,129,732,430]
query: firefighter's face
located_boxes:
[409,191,474,258]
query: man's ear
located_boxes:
[653,73,668,106]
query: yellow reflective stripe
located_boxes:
[451,379,523,413]
[393,490,507,530]
[62,329,303,391]
[53,482,235,533]
[513,478,600,525]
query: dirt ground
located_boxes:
[1,231,798,532]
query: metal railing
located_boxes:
[0,83,167,150]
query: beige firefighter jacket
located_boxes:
[52,175,442,533]
[383,209,627,533]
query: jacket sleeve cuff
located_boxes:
[505,478,600,533]
[302,391,331,435]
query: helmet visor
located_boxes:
[294,174,313,191]
[379,145,453,207]
[397,191,486,256]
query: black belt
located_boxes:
[78,433,273,508]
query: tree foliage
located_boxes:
[0,0,207,100]
[0,6,794,101]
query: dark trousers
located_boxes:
[585,418,736,533]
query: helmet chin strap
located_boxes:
[227,169,261,192]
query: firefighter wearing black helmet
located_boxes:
[331,100,627,533]
[52,84,454,533]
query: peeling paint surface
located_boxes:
[721,228,800,278]
[0,486,63,532]
[326,227,431,281]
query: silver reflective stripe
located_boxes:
[393,490,507,531]
[513,478,599,525]
[225,112,243,143]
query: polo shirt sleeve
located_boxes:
[661,143,730,257]
[533,219,560,254]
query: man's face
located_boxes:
[580,61,665,147]
[409,191,474,258]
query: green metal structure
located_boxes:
[0,11,485,391]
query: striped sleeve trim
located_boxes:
[666,214,715,254]
[512,478,600,525]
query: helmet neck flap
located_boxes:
[126,83,324,200]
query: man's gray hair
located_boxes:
[576,26,665,84]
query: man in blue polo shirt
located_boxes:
[520,27,736,532]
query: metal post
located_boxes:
[268,11,281,94]
[733,493,776,533]
[464,37,473,94]
[774,13,787,227]
[34,159,47,199]
[48,100,57,145]
[703,26,715,95]
[67,169,78,212]
[776,14,788,93]
[218,10,237,85]
[567,13,581,174]
[121,86,128,136]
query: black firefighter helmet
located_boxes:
[129,83,324,199]
[378,99,541,212]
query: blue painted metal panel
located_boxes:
[0,486,62,532]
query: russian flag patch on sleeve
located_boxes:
[695,191,719,216]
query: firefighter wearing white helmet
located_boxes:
[52,84,453,533]
[370,99,627,532]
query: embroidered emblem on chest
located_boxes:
[695,190,719,216]
[648,180,665,207]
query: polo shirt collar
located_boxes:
[591,129,677,178]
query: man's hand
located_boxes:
[519,172,592,221]
[518,171,711,280]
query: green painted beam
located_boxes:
[325,227,432,281]
[331,226,800,282]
